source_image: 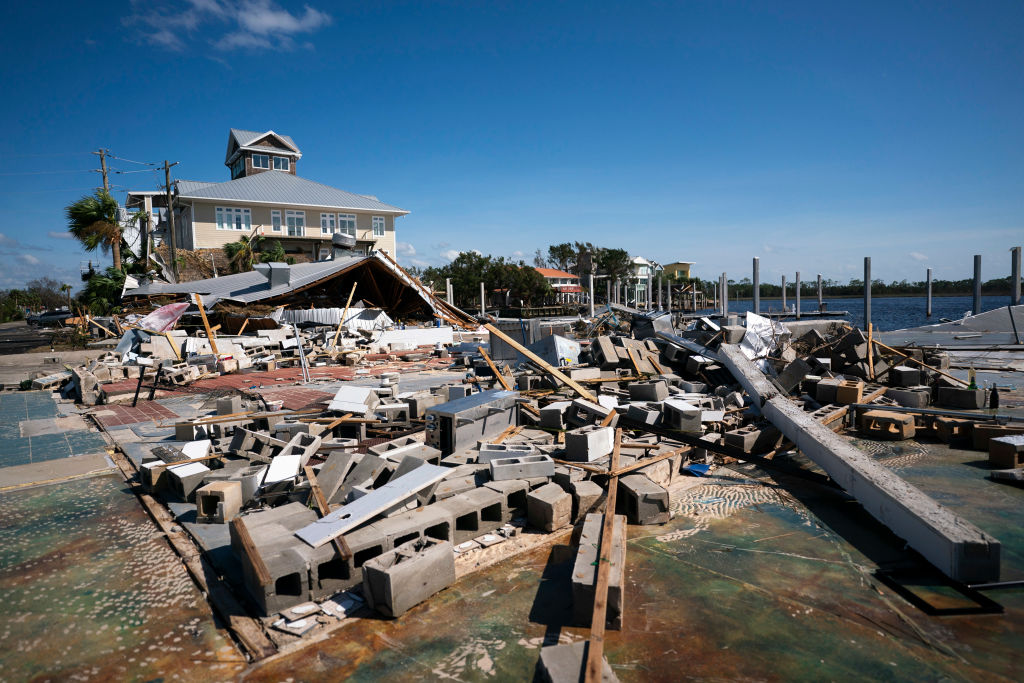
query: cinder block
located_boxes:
[478,442,537,464]
[527,482,572,532]
[884,386,931,408]
[166,461,211,502]
[625,402,662,426]
[539,400,572,429]
[484,479,530,519]
[617,474,669,525]
[217,395,243,415]
[972,424,1024,451]
[572,512,626,629]
[835,379,865,405]
[361,537,455,618]
[627,380,668,402]
[490,454,556,481]
[195,480,242,523]
[815,377,842,404]
[564,425,615,462]
[662,398,702,433]
[937,387,985,410]
[890,366,922,387]
[858,410,916,440]
[935,417,973,443]
[569,480,603,522]
[989,435,1024,469]
[538,641,620,683]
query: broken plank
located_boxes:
[478,345,512,390]
[231,517,272,586]
[584,428,622,683]
[484,323,597,402]
[303,465,352,560]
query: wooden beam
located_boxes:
[162,332,182,361]
[332,281,359,348]
[303,465,352,560]
[194,294,219,356]
[584,428,622,683]
[478,346,512,390]
[484,323,597,402]
[230,517,271,586]
[871,339,969,387]
[867,323,875,381]
[237,318,249,335]
[491,424,522,444]
[626,347,644,376]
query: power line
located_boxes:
[113,168,161,174]
[0,169,95,176]
[108,154,156,166]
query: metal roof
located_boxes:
[229,128,300,153]
[176,171,409,214]
[125,255,369,307]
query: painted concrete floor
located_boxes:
[0,473,246,682]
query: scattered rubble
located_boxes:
[18,298,1024,679]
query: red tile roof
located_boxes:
[534,267,579,279]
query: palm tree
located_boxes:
[223,233,265,273]
[65,190,122,271]
[59,283,72,311]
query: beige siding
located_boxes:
[186,200,401,254]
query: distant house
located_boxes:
[663,261,695,280]
[128,129,408,262]
[534,267,583,303]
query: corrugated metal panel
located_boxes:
[126,256,368,306]
[280,307,393,331]
[175,171,407,213]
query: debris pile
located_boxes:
[44,304,1021,678]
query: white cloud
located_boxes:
[0,233,20,246]
[21,254,41,265]
[510,250,525,259]
[396,242,416,257]
[909,251,928,262]
[235,0,330,35]
[48,231,73,240]
[440,249,461,261]
[125,0,331,52]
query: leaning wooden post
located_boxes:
[194,294,219,356]
[331,281,358,348]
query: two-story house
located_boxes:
[131,129,408,262]
[534,267,582,303]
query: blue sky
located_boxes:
[0,1,1021,290]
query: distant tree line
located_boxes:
[414,242,643,310]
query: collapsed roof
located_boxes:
[123,251,475,327]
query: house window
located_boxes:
[231,158,244,178]
[338,213,356,237]
[372,215,385,237]
[285,210,305,236]
[252,154,270,169]
[320,213,336,235]
[216,207,250,231]
[273,156,290,171]
[271,210,282,232]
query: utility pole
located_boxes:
[92,148,121,271]
[163,160,180,282]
